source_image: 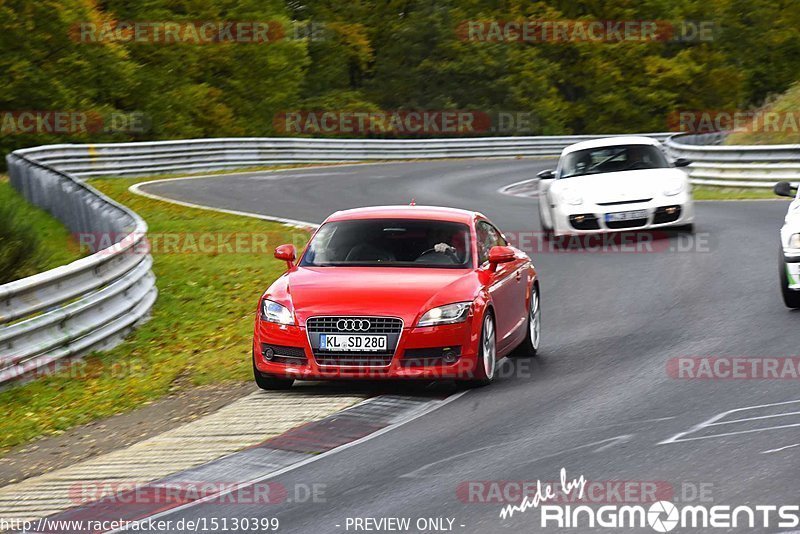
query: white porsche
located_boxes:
[774,181,800,308]
[537,136,695,237]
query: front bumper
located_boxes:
[552,196,694,236]
[253,318,482,380]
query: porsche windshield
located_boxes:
[300,219,473,268]
[560,144,670,178]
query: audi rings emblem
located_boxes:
[337,319,370,331]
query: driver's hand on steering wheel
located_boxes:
[434,242,455,254]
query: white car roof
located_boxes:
[562,136,661,156]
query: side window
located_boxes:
[492,224,508,246]
[476,221,506,264]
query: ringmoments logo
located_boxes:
[499,468,800,531]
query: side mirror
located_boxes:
[774,181,797,198]
[274,244,297,270]
[674,158,692,168]
[488,245,515,272]
[537,169,556,180]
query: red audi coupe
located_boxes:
[252,206,540,389]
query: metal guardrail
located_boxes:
[665,132,800,187]
[1,154,157,385]
[15,134,673,179]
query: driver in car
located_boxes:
[430,228,468,263]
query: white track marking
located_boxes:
[659,399,800,445]
[497,177,539,197]
[661,422,800,444]
[592,434,633,452]
[761,443,800,454]
[129,179,319,229]
[707,410,800,426]
[127,160,427,229]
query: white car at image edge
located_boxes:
[774,181,800,308]
[537,136,695,237]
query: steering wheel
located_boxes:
[416,247,459,263]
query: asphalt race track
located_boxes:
[137,160,799,533]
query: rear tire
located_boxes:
[462,312,497,388]
[779,248,800,309]
[512,285,540,357]
[253,353,294,390]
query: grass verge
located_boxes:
[691,185,782,200]
[0,177,308,454]
[0,178,84,284]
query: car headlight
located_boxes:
[562,189,583,206]
[789,234,800,249]
[417,302,472,327]
[663,179,685,196]
[261,299,294,325]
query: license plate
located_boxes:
[319,334,388,352]
[605,209,648,222]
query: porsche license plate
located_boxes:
[605,209,648,222]
[319,334,388,352]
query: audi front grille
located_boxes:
[306,317,403,334]
[306,316,403,367]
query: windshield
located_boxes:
[300,219,472,268]
[560,144,670,178]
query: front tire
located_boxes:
[512,285,541,357]
[779,248,800,308]
[253,354,294,390]
[462,312,497,388]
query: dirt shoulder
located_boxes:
[0,382,254,486]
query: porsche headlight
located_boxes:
[663,178,685,196]
[261,299,294,325]
[562,189,584,206]
[789,234,800,249]
[417,302,472,327]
